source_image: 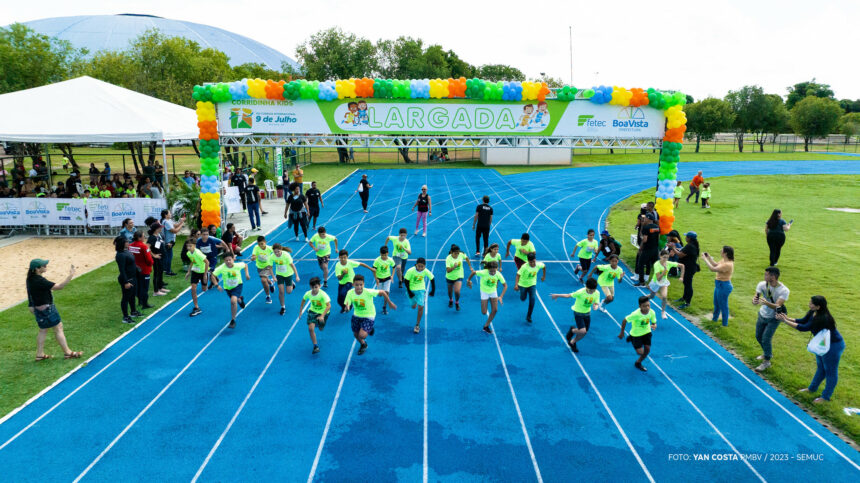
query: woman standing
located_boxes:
[148,223,168,296]
[671,232,700,309]
[115,236,141,324]
[765,209,792,266]
[777,296,845,403]
[412,185,432,237]
[160,209,185,276]
[88,163,100,185]
[284,185,310,242]
[26,259,82,360]
[356,174,372,213]
[702,246,734,326]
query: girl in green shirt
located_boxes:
[482,243,502,273]
[445,244,472,311]
[466,261,507,334]
[619,296,658,372]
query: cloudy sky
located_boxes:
[3,0,857,101]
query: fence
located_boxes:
[0,197,167,237]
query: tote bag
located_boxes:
[807,329,831,356]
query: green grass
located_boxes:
[606,174,860,443]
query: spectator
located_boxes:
[161,209,185,276]
[765,209,792,266]
[182,170,195,187]
[148,223,168,296]
[670,231,699,309]
[88,163,99,184]
[53,181,67,198]
[231,168,248,211]
[245,177,262,231]
[114,236,140,324]
[280,171,291,201]
[129,231,154,309]
[635,214,660,287]
[224,223,243,257]
[101,162,111,184]
[26,259,82,360]
[686,170,705,203]
[291,164,304,194]
[118,218,135,242]
[702,245,734,326]
[752,266,789,372]
[598,230,620,260]
[777,296,845,403]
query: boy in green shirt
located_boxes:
[404,257,436,334]
[514,253,546,323]
[335,249,374,313]
[299,277,332,354]
[551,277,600,353]
[212,253,250,329]
[466,262,507,334]
[505,233,536,270]
[272,243,300,315]
[308,226,338,288]
[382,228,411,288]
[345,275,396,355]
[184,240,211,317]
[619,296,658,372]
[250,236,275,304]
[445,244,472,311]
[586,254,623,311]
[700,182,711,208]
[373,246,396,314]
[571,229,599,282]
[673,181,684,208]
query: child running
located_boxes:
[673,181,684,208]
[586,254,623,312]
[445,244,472,311]
[514,253,546,323]
[482,243,503,272]
[250,236,275,304]
[466,262,507,334]
[299,277,331,354]
[184,239,210,317]
[505,233,536,270]
[345,274,397,355]
[308,227,338,288]
[648,249,684,319]
[619,296,658,372]
[404,257,436,334]
[335,249,374,313]
[700,182,711,208]
[551,277,600,353]
[271,243,300,315]
[572,229,599,283]
[383,228,412,288]
[373,246,396,314]
[212,253,250,329]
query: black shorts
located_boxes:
[308,205,320,217]
[629,332,652,349]
[190,271,207,284]
[573,312,591,330]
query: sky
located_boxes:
[2,0,858,101]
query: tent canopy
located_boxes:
[0,76,198,143]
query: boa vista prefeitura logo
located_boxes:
[230,108,253,129]
[25,200,49,218]
[0,201,21,217]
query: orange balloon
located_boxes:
[537,82,551,102]
[629,88,649,107]
[355,77,375,97]
[447,77,467,98]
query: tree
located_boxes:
[838,99,860,114]
[724,85,769,152]
[295,27,377,80]
[752,95,789,151]
[837,113,860,144]
[532,75,564,88]
[685,94,695,105]
[478,64,525,81]
[789,97,843,151]
[684,98,734,152]
[231,62,292,81]
[0,23,87,94]
[444,50,476,79]
[786,79,835,109]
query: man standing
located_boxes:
[230,168,247,211]
[245,178,262,231]
[635,216,660,287]
[472,195,493,256]
[686,171,704,204]
[356,174,371,213]
[305,181,323,230]
[752,267,789,372]
[291,164,304,194]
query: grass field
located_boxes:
[606,174,860,443]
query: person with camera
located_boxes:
[752,266,789,372]
[669,231,700,309]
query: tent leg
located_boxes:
[45,146,53,188]
[161,140,168,195]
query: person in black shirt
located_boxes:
[472,195,493,256]
[598,230,620,260]
[356,174,371,212]
[231,169,248,210]
[245,178,262,230]
[635,219,660,286]
[115,236,141,324]
[411,185,432,237]
[284,185,310,241]
[670,231,700,308]
[148,223,168,296]
[305,181,323,229]
[26,259,82,360]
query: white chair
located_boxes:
[630,234,640,249]
[263,179,277,199]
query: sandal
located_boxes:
[35,354,52,361]
[64,351,83,359]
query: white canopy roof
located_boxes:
[0,76,198,143]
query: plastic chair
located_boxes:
[263,179,276,199]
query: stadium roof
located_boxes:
[18,13,300,72]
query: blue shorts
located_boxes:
[446,277,462,285]
[573,311,591,331]
[351,316,375,334]
[276,274,294,287]
[226,285,243,298]
[410,290,426,307]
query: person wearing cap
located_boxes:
[26,259,82,361]
[670,231,700,309]
[598,230,620,260]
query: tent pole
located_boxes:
[161,140,169,195]
[45,144,53,189]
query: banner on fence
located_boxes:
[108,198,167,227]
[0,198,166,228]
[86,199,112,226]
[0,199,23,226]
[224,186,243,214]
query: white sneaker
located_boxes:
[305,237,309,242]
[295,235,300,241]
[414,229,420,235]
[661,311,668,320]
[755,360,771,372]
[756,354,765,361]
[422,232,427,237]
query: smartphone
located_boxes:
[703,252,709,257]
[789,219,794,224]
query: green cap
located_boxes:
[29,259,49,270]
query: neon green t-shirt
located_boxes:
[336,260,360,285]
[405,267,434,291]
[388,236,411,258]
[575,239,599,260]
[272,252,295,277]
[475,269,505,294]
[189,249,207,273]
[673,185,684,198]
[651,261,679,282]
[701,187,711,199]
[626,308,657,337]
[510,239,536,262]
[252,245,274,269]
[516,262,545,288]
[570,287,600,314]
[345,288,380,318]
[213,262,246,289]
[100,190,111,198]
[373,256,396,279]
[483,252,502,268]
[446,254,468,280]
[303,289,331,314]
[595,264,623,287]
[310,233,335,257]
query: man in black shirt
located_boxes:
[231,169,248,211]
[245,178,262,230]
[635,219,660,286]
[305,181,323,230]
[472,195,494,256]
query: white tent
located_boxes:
[0,76,198,143]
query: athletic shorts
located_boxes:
[514,257,525,269]
[394,256,407,270]
[573,311,591,330]
[410,289,426,307]
[377,278,391,292]
[276,274,295,287]
[480,290,498,301]
[629,332,653,349]
[446,277,462,285]
[226,285,243,298]
[190,271,207,284]
[257,266,273,278]
[317,255,330,266]
[351,316,375,334]
[308,205,320,217]
[307,311,329,326]
[649,280,669,293]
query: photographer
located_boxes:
[752,266,789,372]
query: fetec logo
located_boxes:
[230,108,253,129]
[25,200,50,217]
[111,202,136,217]
[613,107,649,128]
[577,114,606,128]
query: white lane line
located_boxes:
[422,172,430,483]
[72,290,266,482]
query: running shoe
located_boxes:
[370,328,375,336]
[381,307,388,315]
[662,312,668,320]
[570,341,579,353]
[305,237,309,242]
[358,343,368,355]
[755,354,765,361]
[600,306,608,313]
[482,326,493,334]
[565,328,574,344]
[166,271,178,276]
[755,361,771,372]
[474,251,480,257]
[414,229,420,235]
[673,297,685,303]
[323,282,328,288]
[413,325,420,334]
[122,316,135,324]
[422,232,426,237]
[190,307,202,317]
[265,296,272,304]
[140,304,155,309]
[153,291,165,297]
[677,303,689,309]
[312,346,320,354]
[526,316,532,324]
[239,297,246,309]
[448,300,453,308]
[295,235,300,241]
[130,310,143,317]
[228,319,236,329]
[574,266,581,275]
[455,302,460,311]
[162,288,171,293]
[634,362,648,372]
[279,307,286,315]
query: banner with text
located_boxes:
[0,199,23,226]
[217,99,666,139]
[107,198,168,227]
